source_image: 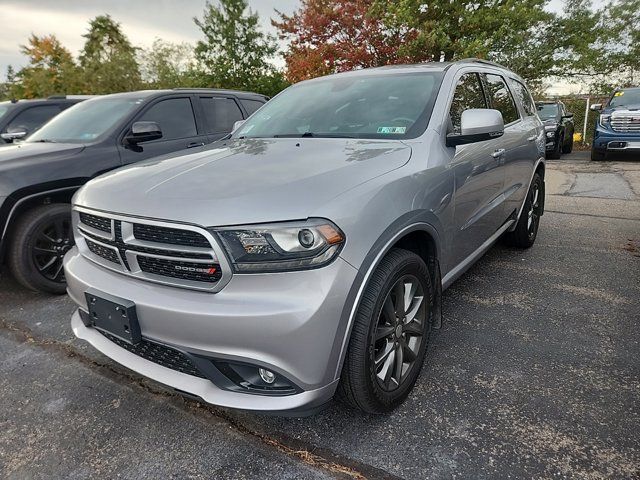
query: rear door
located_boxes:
[504,77,543,218]
[118,95,208,165]
[199,96,245,142]
[448,72,508,267]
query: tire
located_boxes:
[562,134,573,154]
[548,134,562,159]
[7,204,74,294]
[337,248,433,413]
[504,172,543,249]
[591,149,606,161]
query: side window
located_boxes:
[239,99,265,117]
[138,98,197,141]
[449,73,487,133]
[483,74,520,124]
[200,97,244,134]
[511,80,537,117]
[6,105,61,133]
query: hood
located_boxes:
[75,138,412,227]
[0,141,85,168]
[543,119,558,129]
[604,103,640,114]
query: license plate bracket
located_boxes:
[85,288,141,345]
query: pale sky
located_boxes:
[0,0,602,94]
[0,0,299,77]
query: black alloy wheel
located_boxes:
[372,274,426,392]
[8,204,74,294]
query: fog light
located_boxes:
[259,368,275,384]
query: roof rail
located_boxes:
[456,58,508,69]
[47,95,66,100]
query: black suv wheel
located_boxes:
[337,248,433,413]
[8,204,74,294]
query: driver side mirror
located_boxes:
[125,121,163,144]
[590,103,603,111]
[562,113,574,119]
[446,109,504,147]
[1,126,29,142]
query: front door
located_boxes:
[448,72,507,268]
[118,96,208,165]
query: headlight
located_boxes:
[599,114,611,127]
[210,219,345,273]
[546,131,555,138]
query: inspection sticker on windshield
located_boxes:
[377,126,406,134]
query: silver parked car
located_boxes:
[64,59,545,414]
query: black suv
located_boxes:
[0,96,89,144]
[0,88,267,293]
[536,100,575,159]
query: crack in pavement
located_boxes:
[0,318,400,480]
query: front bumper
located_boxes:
[64,248,359,412]
[593,128,640,152]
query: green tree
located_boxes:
[0,66,18,100]
[139,39,199,88]
[194,0,287,96]
[12,34,81,98]
[78,15,141,93]
[374,0,555,88]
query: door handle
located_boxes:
[527,135,536,142]
[186,142,205,148]
[491,148,506,159]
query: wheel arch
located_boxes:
[329,217,442,383]
[0,185,80,262]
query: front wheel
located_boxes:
[504,172,543,249]
[562,134,573,154]
[7,204,74,294]
[548,134,562,159]
[591,149,606,161]
[337,248,432,413]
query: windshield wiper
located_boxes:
[273,132,356,139]
[31,139,57,143]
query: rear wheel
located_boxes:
[504,173,543,249]
[337,248,432,413]
[8,204,74,294]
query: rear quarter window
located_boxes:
[510,79,537,117]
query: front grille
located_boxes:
[79,212,111,233]
[137,256,222,283]
[611,113,640,133]
[76,209,227,291]
[86,239,119,264]
[98,330,206,378]
[133,224,210,248]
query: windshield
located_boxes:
[536,103,558,119]
[609,88,640,107]
[235,72,444,140]
[27,97,143,143]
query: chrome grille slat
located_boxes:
[610,112,640,133]
[74,207,232,292]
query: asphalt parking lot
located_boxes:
[1,151,638,479]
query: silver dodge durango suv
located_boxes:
[64,59,545,414]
